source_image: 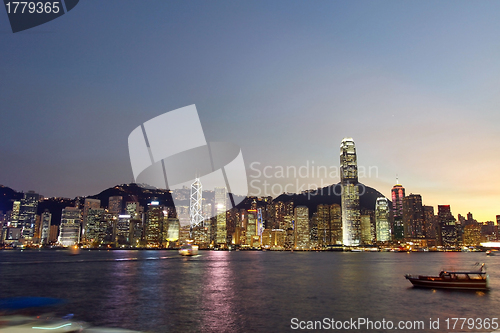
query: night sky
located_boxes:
[1,1,500,221]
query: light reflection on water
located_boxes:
[0,250,499,332]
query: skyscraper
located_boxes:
[145,201,164,247]
[85,208,105,245]
[82,198,101,242]
[391,183,405,240]
[215,187,227,246]
[125,201,140,218]
[423,206,436,240]
[18,191,39,239]
[294,206,309,249]
[330,204,342,245]
[438,205,457,248]
[189,178,203,233]
[317,204,330,247]
[402,194,424,239]
[40,210,52,245]
[375,197,391,242]
[10,201,21,227]
[108,196,123,214]
[340,138,360,246]
[58,207,82,247]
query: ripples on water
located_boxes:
[0,250,499,332]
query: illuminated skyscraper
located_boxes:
[40,210,52,245]
[463,224,481,246]
[58,207,82,247]
[145,201,164,247]
[360,214,372,244]
[189,178,204,234]
[402,194,424,239]
[330,204,342,245]
[18,191,39,239]
[423,206,436,240]
[317,204,330,247]
[10,201,21,227]
[294,206,309,249]
[85,208,105,245]
[340,138,360,246]
[215,187,227,246]
[83,198,101,242]
[108,196,123,214]
[246,210,257,247]
[438,205,457,248]
[125,201,139,218]
[164,218,180,244]
[116,214,131,245]
[375,197,391,242]
[391,182,405,240]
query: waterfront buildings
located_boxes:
[340,138,360,246]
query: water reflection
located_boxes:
[200,251,237,331]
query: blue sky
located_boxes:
[1,1,500,221]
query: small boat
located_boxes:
[486,250,496,256]
[405,263,488,290]
[179,243,199,256]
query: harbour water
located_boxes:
[1,250,499,332]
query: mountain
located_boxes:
[273,183,389,216]
[86,183,175,209]
[0,185,23,213]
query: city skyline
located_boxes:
[1,1,500,222]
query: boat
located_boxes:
[405,263,488,290]
[486,250,496,256]
[178,243,199,256]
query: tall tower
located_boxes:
[189,178,204,234]
[391,182,405,240]
[340,138,360,246]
